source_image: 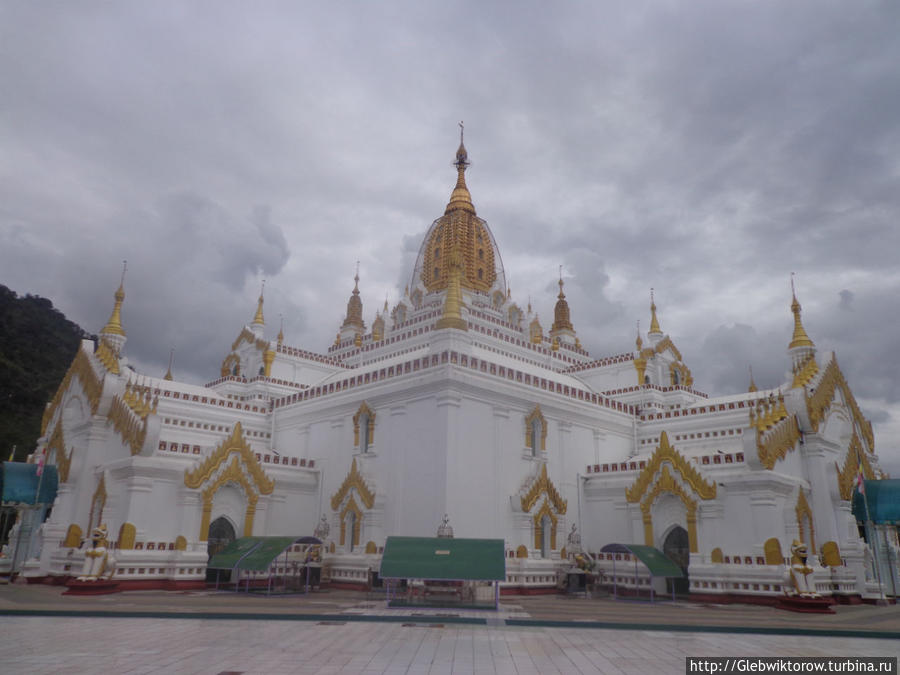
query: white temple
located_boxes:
[6,136,896,601]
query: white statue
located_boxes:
[76,524,116,581]
[786,539,820,598]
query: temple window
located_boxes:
[478,248,484,260]
[434,268,440,280]
[525,405,547,454]
[477,268,483,280]
[540,515,552,558]
[353,402,375,453]
[435,247,440,259]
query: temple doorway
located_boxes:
[663,526,690,595]
[206,516,236,582]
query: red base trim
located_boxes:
[775,596,836,614]
[500,586,557,596]
[326,581,369,591]
[63,579,121,596]
[688,592,780,607]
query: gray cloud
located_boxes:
[1,1,899,472]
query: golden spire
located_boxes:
[444,121,476,215]
[551,269,574,333]
[341,263,365,331]
[101,261,127,337]
[635,320,643,351]
[435,237,468,331]
[649,288,661,334]
[252,280,265,326]
[164,348,174,381]
[277,314,284,345]
[788,275,814,349]
[748,365,757,392]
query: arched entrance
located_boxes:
[663,526,690,595]
[206,516,236,582]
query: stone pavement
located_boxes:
[0,585,898,674]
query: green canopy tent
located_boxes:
[600,543,685,602]
[379,536,506,609]
[207,535,322,594]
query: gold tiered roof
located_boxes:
[101,283,126,336]
[420,132,497,294]
[788,292,814,349]
[341,270,365,331]
[551,277,574,333]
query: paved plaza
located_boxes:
[1,585,898,674]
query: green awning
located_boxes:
[380,536,506,581]
[207,536,262,569]
[1,463,58,505]
[207,536,322,571]
[600,543,685,577]
[237,536,300,572]
[853,480,900,525]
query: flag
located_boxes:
[36,453,44,477]
[856,467,865,496]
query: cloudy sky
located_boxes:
[2,2,898,471]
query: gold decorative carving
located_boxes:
[107,394,148,456]
[118,523,136,550]
[791,353,819,388]
[330,458,375,511]
[42,348,103,434]
[365,541,377,554]
[669,361,692,387]
[339,494,362,547]
[750,394,801,469]
[515,545,528,558]
[710,547,724,563]
[184,422,274,495]
[89,474,107,534]
[263,349,275,377]
[821,541,841,567]
[795,490,816,553]
[520,464,567,514]
[221,353,240,377]
[95,338,120,374]
[654,336,683,361]
[835,435,875,500]
[352,403,376,448]
[764,537,784,565]
[806,359,874,451]
[230,327,269,353]
[634,357,647,385]
[199,455,260,540]
[421,208,497,294]
[46,424,72,482]
[640,465,699,552]
[63,524,83,548]
[625,431,716,503]
[524,405,547,452]
[533,498,558,550]
[175,536,187,551]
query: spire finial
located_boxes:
[101,264,128,338]
[277,314,284,344]
[636,319,643,351]
[446,124,474,214]
[164,347,174,381]
[788,273,814,349]
[459,120,464,145]
[252,279,265,326]
[748,365,757,392]
[649,288,661,334]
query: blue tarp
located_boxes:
[853,480,900,525]
[0,462,59,505]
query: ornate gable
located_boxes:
[520,463,567,514]
[330,458,375,511]
[184,422,274,495]
[805,359,874,452]
[625,431,716,503]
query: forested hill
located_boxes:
[0,285,94,462]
